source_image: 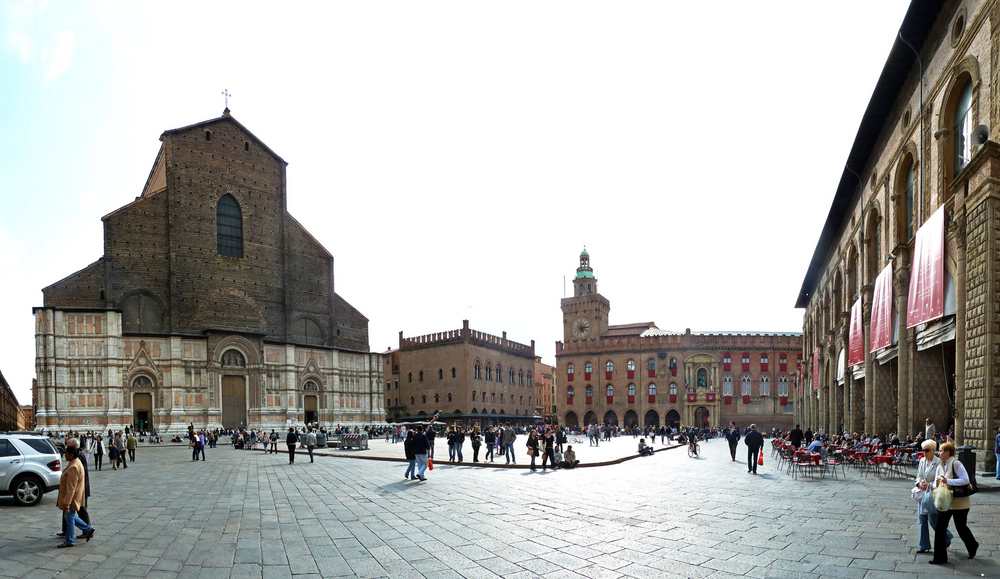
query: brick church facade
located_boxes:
[556,250,798,432]
[34,110,383,433]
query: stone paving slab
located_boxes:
[2,437,999,578]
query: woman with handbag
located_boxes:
[913,440,950,554]
[526,430,540,472]
[929,442,979,564]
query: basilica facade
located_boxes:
[34,111,383,433]
[556,250,799,432]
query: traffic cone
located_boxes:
[758,449,764,466]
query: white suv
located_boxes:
[0,433,62,506]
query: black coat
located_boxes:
[744,430,764,451]
[789,428,803,447]
[725,427,741,444]
[286,431,298,445]
[403,437,415,460]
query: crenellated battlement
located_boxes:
[401,319,535,357]
[556,330,802,356]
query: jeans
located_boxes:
[307,445,315,463]
[918,510,950,551]
[933,508,977,562]
[404,459,416,479]
[198,445,206,460]
[543,448,555,468]
[995,452,1000,479]
[729,441,738,460]
[287,444,296,463]
[63,509,94,545]
[415,454,428,478]
[94,454,102,470]
[747,448,759,472]
[448,443,456,461]
[473,444,480,462]
[428,439,434,459]
[485,443,494,461]
[504,443,516,463]
[530,451,537,470]
[455,443,464,462]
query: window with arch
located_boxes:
[741,375,752,397]
[410,396,415,405]
[586,385,593,397]
[451,368,456,378]
[627,384,636,396]
[408,373,412,383]
[567,386,575,400]
[419,371,423,382]
[697,368,708,388]
[385,382,390,392]
[421,394,427,404]
[491,392,495,403]
[486,364,492,381]
[627,359,636,372]
[585,362,593,378]
[217,194,243,257]
[447,393,453,403]
[567,363,575,381]
[606,384,614,396]
[954,79,974,176]
[528,396,531,406]
[648,383,656,395]
[669,382,677,395]
[509,367,515,384]
[900,160,914,243]
[723,376,733,397]
[579,283,584,294]
[647,358,656,377]
[434,393,439,403]
[778,376,789,397]
[501,393,505,403]
[482,391,486,403]
[497,365,503,383]
[760,376,770,397]
[605,360,614,373]
[472,391,477,402]
[723,353,732,371]
[587,283,592,293]
[475,361,481,379]
[519,396,523,405]
[438,369,443,380]
[518,370,524,386]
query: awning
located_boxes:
[848,300,865,367]
[852,365,865,380]
[917,315,956,351]
[877,346,898,365]
[907,206,945,328]
[870,263,894,352]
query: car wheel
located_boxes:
[12,475,43,506]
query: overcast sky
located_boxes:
[0,1,911,404]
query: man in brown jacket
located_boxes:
[56,446,95,548]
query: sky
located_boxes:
[0,0,912,405]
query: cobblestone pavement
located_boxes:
[2,437,998,579]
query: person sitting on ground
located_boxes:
[559,445,579,469]
[638,438,654,456]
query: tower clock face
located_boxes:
[571,317,592,339]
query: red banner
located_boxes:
[706,393,716,402]
[848,300,864,367]
[870,263,894,352]
[907,206,945,328]
[780,396,788,405]
[648,394,655,403]
[724,395,732,404]
[606,395,613,404]
[813,347,820,391]
[669,394,677,403]
[627,395,634,404]
[585,396,592,405]
[686,393,696,402]
[567,396,573,405]
[742,394,750,404]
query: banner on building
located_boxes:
[848,300,864,367]
[870,263,894,352]
[706,393,716,402]
[686,393,696,402]
[907,206,945,328]
[813,347,820,390]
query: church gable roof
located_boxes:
[160,110,288,166]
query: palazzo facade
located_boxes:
[796,0,1000,469]
[556,251,799,432]
[34,111,383,434]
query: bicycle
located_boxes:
[687,440,700,458]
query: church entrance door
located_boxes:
[221,376,247,430]
[133,393,153,432]
[304,395,318,425]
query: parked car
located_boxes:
[0,433,62,506]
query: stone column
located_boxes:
[863,297,874,434]
[953,211,967,445]
[894,252,911,438]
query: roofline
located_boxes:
[161,111,288,166]
[39,258,104,293]
[795,0,944,309]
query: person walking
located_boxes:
[914,440,950,554]
[454,427,465,463]
[471,428,481,463]
[114,432,127,469]
[929,442,979,564]
[412,425,429,481]
[126,432,137,462]
[503,423,517,464]
[57,438,91,542]
[403,431,417,480]
[270,431,278,454]
[286,428,299,464]
[526,430,540,472]
[789,424,804,450]
[925,418,936,442]
[542,429,556,470]
[426,427,436,459]
[55,446,95,548]
[994,427,1000,480]
[484,427,496,463]
[93,435,104,472]
[726,422,741,462]
[744,423,764,475]
[108,443,120,471]
[306,428,317,463]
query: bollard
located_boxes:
[957,445,977,490]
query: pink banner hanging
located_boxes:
[870,263,894,352]
[813,347,820,391]
[907,206,945,328]
[848,300,864,367]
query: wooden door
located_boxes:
[221,376,247,429]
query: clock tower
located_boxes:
[561,248,610,343]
